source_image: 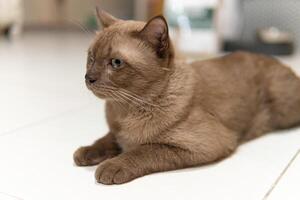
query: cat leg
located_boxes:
[73,133,121,166]
[95,140,237,185]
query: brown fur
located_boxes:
[73,9,300,185]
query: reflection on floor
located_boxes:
[0,31,299,200]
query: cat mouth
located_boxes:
[91,88,109,99]
[86,81,120,101]
[86,83,110,99]
[85,81,93,89]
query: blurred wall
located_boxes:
[239,0,300,46]
[23,0,134,28]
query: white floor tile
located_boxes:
[0,32,96,134]
[267,149,300,200]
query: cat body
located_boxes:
[74,9,300,184]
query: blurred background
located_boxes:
[1,0,300,58]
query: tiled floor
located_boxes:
[0,32,299,200]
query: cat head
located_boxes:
[85,8,174,102]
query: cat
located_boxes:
[73,8,300,185]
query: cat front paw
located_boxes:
[73,146,106,166]
[95,159,137,185]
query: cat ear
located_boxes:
[96,7,118,28]
[139,15,169,58]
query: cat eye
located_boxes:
[111,58,123,69]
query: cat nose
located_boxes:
[85,74,97,84]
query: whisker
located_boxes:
[92,85,136,108]
[118,89,159,107]
[109,92,128,112]
[116,91,144,108]
[117,88,160,107]
[64,18,93,35]
[99,85,148,110]
[91,84,166,113]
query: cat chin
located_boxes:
[92,91,107,99]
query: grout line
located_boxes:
[262,148,300,200]
[0,102,97,137]
[0,191,24,200]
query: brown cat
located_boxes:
[73,8,300,185]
